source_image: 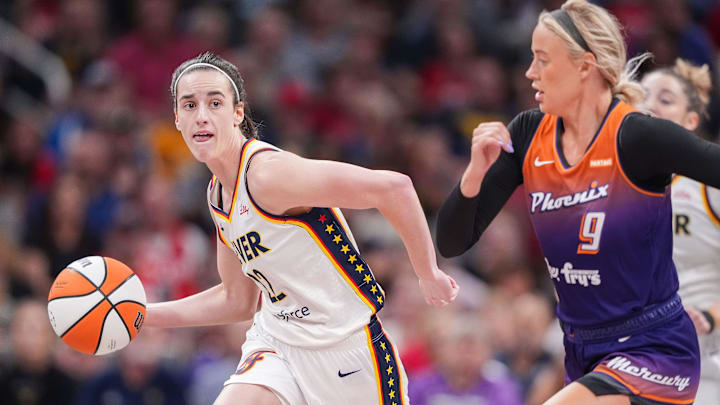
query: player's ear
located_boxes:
[683,111,700,132]
[174,111,180,130]
[578,52,596,80]
[234,102,245,127]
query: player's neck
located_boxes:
[561,89,613,146]
[207,138,247,196]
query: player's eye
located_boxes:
[211,100,221,108]
[184,102,195,109]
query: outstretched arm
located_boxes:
[145,236,260,328]
[248,151,458,306]
[436,111,540,257]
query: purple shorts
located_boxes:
[563,298,700,404]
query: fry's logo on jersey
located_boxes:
[604,356,691,392]
[545,258,601,287]
[231,231,270,264]
[530,182,609,213]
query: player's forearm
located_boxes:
[146,284,255,328]
[376,174,438,279]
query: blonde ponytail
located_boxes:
[613,53,653,106]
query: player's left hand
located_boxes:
[418,269,459,307]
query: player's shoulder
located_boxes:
[243,139,283,170]
[506,109,545,160]
[507,109,545,142]
[508,109,545,132]
[620,111,682,136]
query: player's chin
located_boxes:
[188,147,214,164]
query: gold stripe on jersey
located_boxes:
[216,224,231,248]
[365,325,385,405]
[365,316,406,405]
[701,184,720,227]
[211,138,256,222]
[330,207,360,251]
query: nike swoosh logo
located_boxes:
[338,369,361,378]
[534,157,554,167]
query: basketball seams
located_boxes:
[100,257,108,290]
[66,267,101,291]
[104,274,137,300]
[102,275,141,345]
[48,291,100,304]
[59,296,106,338]
[113,299,146,307]
[93,304,116,355]
[49,256,146,355]
[112,306,134,344]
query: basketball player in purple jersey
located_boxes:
[437,0,720,404]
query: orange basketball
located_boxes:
[47,256,146,355]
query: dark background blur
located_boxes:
[1,1,718,404]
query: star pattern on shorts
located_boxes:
[325,224,334,234]
[318,214,327,223]
[348,254,357,264]
[333,234,342,244]
[375,337,401,404]
[340,244,350,254]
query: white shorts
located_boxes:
[224,315,409,405]
[694,332,720,405]
[694,351,720,405]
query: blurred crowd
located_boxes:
[1,0,719,404]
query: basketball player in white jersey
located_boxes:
[144,52,459,405]
[641,58,720,405]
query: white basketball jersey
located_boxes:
[207,139,384,347]
[672,175,720,310]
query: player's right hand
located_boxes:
[461,122,514,197]
[686,307,712,335]
[418,269,459,307]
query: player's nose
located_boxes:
[196,104,209,124]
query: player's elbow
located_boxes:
[370,171,415,208]
[386,172,414,197]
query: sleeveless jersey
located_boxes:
[672,176,720,310]
[207,139,385,347]
[522,100,677,326]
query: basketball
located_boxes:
[47,256,147,355]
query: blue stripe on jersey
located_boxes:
[246,191,384,313]
[243,147,384,313]
[367,316,406,405]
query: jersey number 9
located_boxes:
[577,212,605,254]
